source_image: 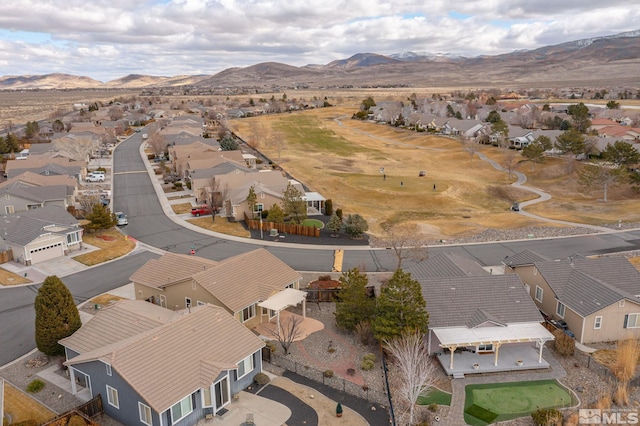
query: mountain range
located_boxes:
[1,30,639,90]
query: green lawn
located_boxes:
[464,380,576,425]
[301,218,325,229]
[417,387,452,406]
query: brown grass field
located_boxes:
[231,99,640,240]
[2,381,56,424]
[0,268,32,285]
[188,217,251,238]
[171,202,193,214]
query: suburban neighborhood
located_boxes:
[0,82,640,426]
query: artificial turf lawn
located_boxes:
[417,387,452,406]
[301,218,325,228]
[464,380,576,425]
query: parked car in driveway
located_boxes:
[190,205,214,217]
[115,212,128,226]
[86,173,105,182]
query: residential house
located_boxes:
[504,251,640,344]
[0,181,73,213]
[131,248,305,330]
[0,205,83,265]
[60,300,265,426]
[509,130,535,149]
[167,142,230,175]
[408,252,554,375]
[4,155,85,180]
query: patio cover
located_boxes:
[259,288,307,312]
[433,323,554,347]
[302,192,326,202]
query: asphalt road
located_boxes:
[2,127,640,367]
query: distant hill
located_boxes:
[1,30,639,90]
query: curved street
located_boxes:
[2,130,640,367]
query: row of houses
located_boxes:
[58,247,640,424]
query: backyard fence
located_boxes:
[0,249,12,264]
[244,213,321,237]
[573,349,614,381]
[267,351,389,406]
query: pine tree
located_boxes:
[326,213,343,235]
[266,203,284,223]
[335,268,375,331]
[281,182,307,224]
[35,276,82,356]
[85,203,116,234]
[373,269,429,342]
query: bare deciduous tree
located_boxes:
[384,331,437,426]
[372,222,427,269]
[501,150,520,180]
[206,176,229,221]
[269,314,303,355]
[267,131,285,161]
[148,132,165,157]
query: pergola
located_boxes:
[432,323,555,370]
[258,288,307,332]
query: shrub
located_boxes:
[26,379,45,393]
[95,167,106,173]
[266,341,277,353]
[319,275,331,281]
[361,359,375,370]
[185,181,192,190]
[336,208,343,221]
[174,182,183,189]
[68,415,88,426]
[531,408,563,426]
[325,199,333,216]
[363,352,376,362]
[428,403,438,412]
[355,322,374,346]
[553,329,575,356]
[253,372,270,386]
[323,370,334,378]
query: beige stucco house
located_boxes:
[504,251,640,344]
[131,248,305,329]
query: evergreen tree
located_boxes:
[35,276,81,356]
[85,203,117,233]
[555,129,586,155]
[343,214,368,238]
[372,269,429,342]
[324,199,333,216]
[326,213,343,235]
[602,140,640,167]
[220,134,239,151]
[335,268,375,331]
[281,182,307,224]
[266,203,284,223]
[246,185,257,218]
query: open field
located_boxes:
[232,101,640,240]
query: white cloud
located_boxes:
[0,0,638,81]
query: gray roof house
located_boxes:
[0,181,74,213]
[0,205,83,265]
[407,253,554,376]
[60,300,265,426]
[504,252,640,344]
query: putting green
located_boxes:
[464,380,576,425]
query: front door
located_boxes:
[214,376,230,412]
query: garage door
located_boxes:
[29,242,64,264]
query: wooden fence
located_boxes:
[244,213,320,237]
[42,394,103,425]
[0,249,12,264]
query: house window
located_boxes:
[170,395,193,423]
[241,304,255,322]
[624,313,640,328]
[139,402,152,426]
[524,283,531,295]
[477,344,494,353]
[535,286,543,303]
[67,233,79,245]
[106,385,119,408]
[185,297,191,308]
[106,364,112,376]
[620,300,626,308]
[556,301,566,319]
[237,354,254,379]
[594,316,602,329]
[5,205,14,214]
[255,203,264,213]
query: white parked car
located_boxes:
[115,212,128,226]
[86,174,104,182]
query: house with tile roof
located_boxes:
[407,253,554,376]
[0,180,74,213]
[131,248,305,330]
[60,300,265,426]
[0,205,82,265]
[504,252,640,344]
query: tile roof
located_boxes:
[193,248,302,313]
[535,257,640,316]
[129,253,219,288]
[0,171,77,190]
[0,205,79,246]
[407,252,489,279]
[418,275,543,328]
[62,301,264,413]
[503,250,550,267]
[0,181,70,202]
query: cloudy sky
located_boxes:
[0,0,638,82]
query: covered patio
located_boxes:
[431,323,555,377]
[302,192,326,215]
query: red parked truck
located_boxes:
[190,205,213,216]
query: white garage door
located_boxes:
[29,242,64,264]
